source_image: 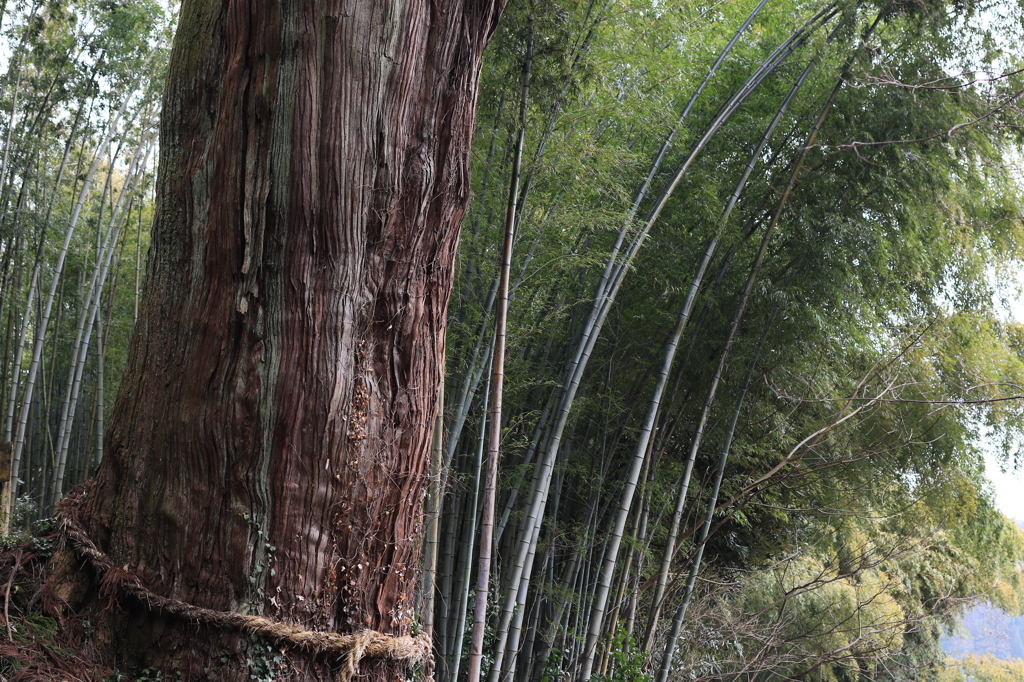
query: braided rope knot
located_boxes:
[57,510,431,681]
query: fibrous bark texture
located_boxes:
[80,0,500,677]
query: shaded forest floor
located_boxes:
[0,524,114,682]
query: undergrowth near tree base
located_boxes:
[0,529,113,681]
[0,522,287,682]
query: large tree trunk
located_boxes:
[76,0,500,677]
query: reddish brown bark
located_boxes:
[78,0,500,677]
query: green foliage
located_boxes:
[440,0,1024,678]
[2,0,1021,679]
[0,0,171,520]
[593,629,652,682]
[935,655,1024,682]
[241,637,283,682]
[0,609,74,678]
[0,495,55,552]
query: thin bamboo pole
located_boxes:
[451,363,490,678]
[53,140,151,498]
[649,21,877,670]
[653,303,779,682]
[421,380,445,639]
[642,55,819,651]
[487,11,839,672]
[9,67,150,497]
[468,16,533,682]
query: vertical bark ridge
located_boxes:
[83,0,501,676]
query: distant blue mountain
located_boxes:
[942,602,1024,659]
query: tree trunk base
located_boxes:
[0,542,345,681]
[0,494,429,682]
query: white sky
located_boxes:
[984,450,1024,524]
[987,270,1024,524]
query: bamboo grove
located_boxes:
[426,0,1024,679]
[2,0,1024,679]
[0,0,170,524]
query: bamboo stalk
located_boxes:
[453,354,491,681]
[642,55,820,652]
[488,11,840,671]
[421,380,445,640]
[653,302,780,682]
[9,65,151,497]
[53,140,151,499]
[469,19,533,682]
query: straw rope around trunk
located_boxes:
[56,506,432,682]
